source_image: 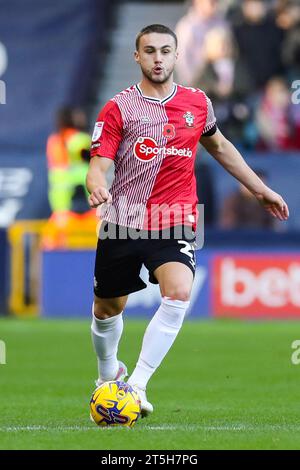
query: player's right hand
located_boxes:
[88,187,112,208]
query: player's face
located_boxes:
[135,33,178,84]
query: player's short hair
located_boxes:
[136,24,178,51]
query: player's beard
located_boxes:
[141,65,174,85]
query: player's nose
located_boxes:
[154,53,163,63]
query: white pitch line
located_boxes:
[0,426,95,432]
[144,424,300,432]
[1,424,300,432]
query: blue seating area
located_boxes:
[0,0,113,156]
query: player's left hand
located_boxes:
[256,187,289,221]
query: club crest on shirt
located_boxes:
[163,123,176,139]
[183,111,195,128]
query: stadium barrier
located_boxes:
[0,229,9,315]
[8,215,98,316]
[7,218,300,319]
[40,248,300,319]
[8,220,47,316]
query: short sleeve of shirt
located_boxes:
[90,100,123,159]
[202,95,217,136]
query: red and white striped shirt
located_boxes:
[91,83,216,230]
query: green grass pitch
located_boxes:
[0,317,300,450]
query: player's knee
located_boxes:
[160,296,190,328]
[93,298,123,320]
[163,287,191,302]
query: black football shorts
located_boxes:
[93,221,196,299]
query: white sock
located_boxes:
[91,308,123,381]
[127,297,190,390]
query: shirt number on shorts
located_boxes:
[178,241,195,268]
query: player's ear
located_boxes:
[134,50,140,64]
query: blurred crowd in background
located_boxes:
[44,0,300,234]
[2,0,299,317]
[175,0,300,151]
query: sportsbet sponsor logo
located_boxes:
[134,137,192,162]
[213,256,300,317]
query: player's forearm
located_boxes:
[86,165,108,194]
[86,156,112,194]
[86,168,107,193]
[209,138,267,197]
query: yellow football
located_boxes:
[90,381,141,427]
